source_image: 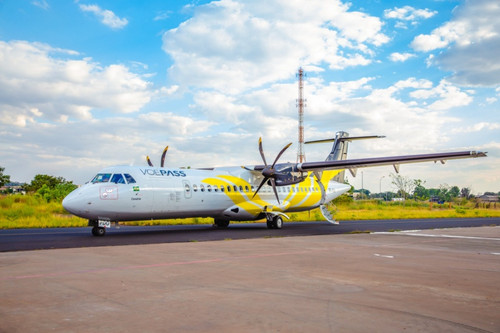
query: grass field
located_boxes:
[1,194,499,229]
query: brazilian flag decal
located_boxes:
[133,186,140,192]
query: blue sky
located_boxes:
[0,0,498,194]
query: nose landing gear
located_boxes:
[91,226,106,236]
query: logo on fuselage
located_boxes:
[139,168,186,177]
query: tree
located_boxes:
[390,174,415,200]
[413,179,429,201]
[25,174,67,192]
[0,167,11,187]
[449,186,460,199]
[25,174,77,202]
[437,184,452,202]
[461,187,472,199]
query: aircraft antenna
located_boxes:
[296,67,306,163]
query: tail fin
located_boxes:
[305,132,385,182]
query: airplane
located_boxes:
[62,131,487,236]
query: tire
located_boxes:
[92,226,106,236]
[266,220,274,229]
[214,219,230,228]
[273,216,283,229]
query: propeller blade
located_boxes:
[160,146,169,168]
[270,178,280,204]
[252,177,268,199]
[271,142,292,168]
[146,156,154,167]
[258,137,268,166]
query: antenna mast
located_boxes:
[296,67,306,163]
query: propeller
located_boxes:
[252,137,292,204]
[146,146,169,167]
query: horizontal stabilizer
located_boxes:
[305,135,385,144]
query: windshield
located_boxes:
[124,174,136,184]
[91,173,111,183]
[111,174,126,184]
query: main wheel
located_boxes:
[91,226,106,236]
[273,216,283,229]
[214,219,230,228]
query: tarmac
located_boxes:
[1,226,499,332]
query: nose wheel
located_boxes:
[91,226,106,236]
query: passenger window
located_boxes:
[111,174,126,184]
[227,185,231,192]
[124,174,136,184]
[220,185,225,192]
[233,185,238,192]
[193,184,198,192]
[214,186,218,192]
[207,185,212,192]
[239,186,243,192]
[185,184,190,192]
[245,186,249,192]
[200,185,205,192]
[91,173,111,183]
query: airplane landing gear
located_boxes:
[213,218,230,228]
[91,226,106,236]
[266,215,283,229]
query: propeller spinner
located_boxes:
[252,137,292,204]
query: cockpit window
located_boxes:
[111,174,126,184]
[124,174,136,184]
[91,173,111,183]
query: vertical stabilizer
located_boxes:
[305,132,385,183]
[327,131,350,182]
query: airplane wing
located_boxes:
[295,150,487,175]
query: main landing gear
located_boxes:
[266,215,283,229]
[213,218,230,228]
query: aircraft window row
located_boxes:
[91,173,136,184]
[185,184,319,194]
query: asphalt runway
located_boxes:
[0,217,499,252]
[1,225,498,332]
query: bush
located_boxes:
[36,182,77,202]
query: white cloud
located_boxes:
[410,80,473,110]
[384,6,436,25]
[32,0,49,10]
[451,122,500,133]
[79,4,128,29]
[162,0,388,94]
[410,0,500,86]
[0,40,154,126]
[389,52,415,62]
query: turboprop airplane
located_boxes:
[62,132,486,236]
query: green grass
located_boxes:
[1,194,499,229]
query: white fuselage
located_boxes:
[62,165,351,223]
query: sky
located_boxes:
[0,0,499,194]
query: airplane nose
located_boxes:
[62,190,82,215]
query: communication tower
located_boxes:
[296,67,306,163]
